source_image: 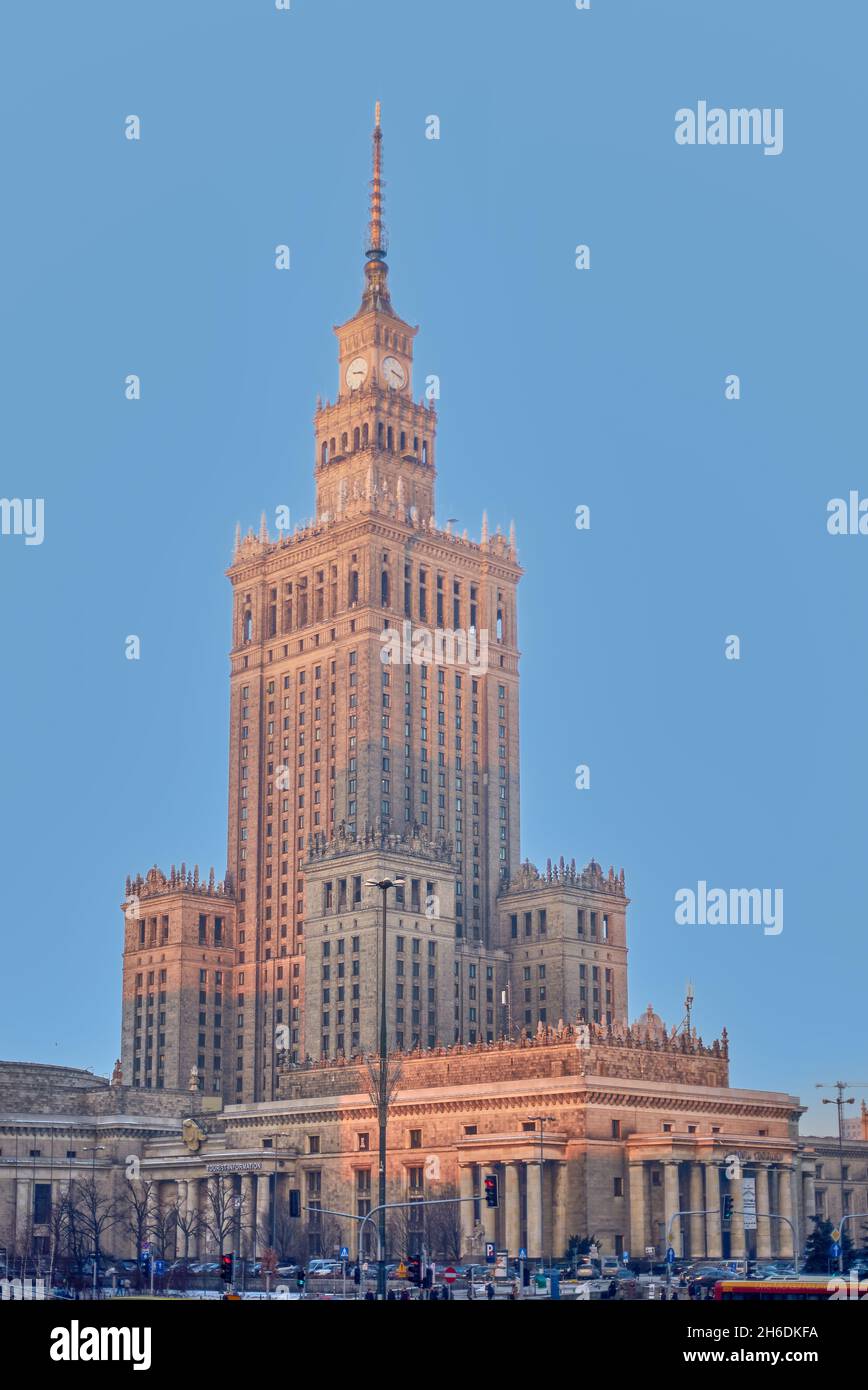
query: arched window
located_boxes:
[349,570,359,606]
[243,610,253,642]
[400,431,406,452]
[362,422,369,447]
[329,437,336,456]
[341,432,348,453]
[387,426,394,451]
[422,439,428,465]
[381,568,390,607]
[321,440,328,466]
[377,421,384,449]
[353,427,360,451]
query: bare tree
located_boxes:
[425,1186,462,1262]
[201,1177,246,1260]
[71,1176,119,1276]
[173,1193,201,1263]
[152,1201,179,1263]
[122,1180,154,1288]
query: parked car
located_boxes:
[308,1259,339,1277]
[687,1265,731,1289]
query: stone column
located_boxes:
[704,1164,722,1259]
[240,1174,255,1259]
[526,1160,543,1260]
[689,1163,705,1259]
[755,1166,772,1259]
[459,1164,475,1261]
[185,1178,199,1258]
[176,1180,188,1259]
[777,1166,795,1258]
[14,1178,30,1250]
[552,1162,568,1263]
[482,1166,498,1246]
[505,1162,521,1258]
[728,1175,746,1257]
[255,1172,272,1257]
[629,1162,647,1257]
[802,1166,816,1235]
[663,1162,681,1253]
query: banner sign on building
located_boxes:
[742,1176,757,1230]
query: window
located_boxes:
[357,1132,370,1151]
[613,1177,624,1197]
[308,1134,320,1154]
[409,1129,422,1149]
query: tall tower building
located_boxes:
[120,107,630,1105]
[225,106,521,1098]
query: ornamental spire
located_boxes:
[360,101,393,314]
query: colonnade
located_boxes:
[629,1158,798,1261]
[458,1160,568,1262]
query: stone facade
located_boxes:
[118,110,628,1107]
[7,1042,862,1270]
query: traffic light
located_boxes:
[722,1195,734,1222]
[353,1264,361,1285]
[140,1255,150,1279]
[484,1174,499,1208]
[408,1258,422,1286]
[522,1263,531,1287]
[289,1189,301,1218]
[296,1269,306,1290]
[221,1253,234,1284]
[423,1265,433,1290]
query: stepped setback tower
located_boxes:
[120,107,628,1105]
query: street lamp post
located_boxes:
[816,1081,868,1272]
[366,875,404,1301]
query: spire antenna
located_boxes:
[361,100,392,312]
[367,100,386,259]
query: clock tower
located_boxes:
[315,102,436,526]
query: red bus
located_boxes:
[713,1279,831,1301]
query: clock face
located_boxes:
[382,355,406,389]
[345,355,368,390]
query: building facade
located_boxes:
[119,108,628,1108]
[3,1048,865,1272]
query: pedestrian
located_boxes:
[486,1279,495,1301]
[608,1279,618,1300]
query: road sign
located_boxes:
[339,1247,349,1260]
[622,1251,630,1264]
[645,1246,655,1256]
[495,1250,508,1278]
[396,1262,407,1279]
[666,1247,675,1263]
[140,1242,150,1256]
[518,1247,527,1260]
[443,1266,457,1284]
[831,1243,841,1258]
[831,1228,841,1243]
[154,1260,165,1276]
[485,1242,496,1264]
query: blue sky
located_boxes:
[1,0,864,1133]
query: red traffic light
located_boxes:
[484,1175,499,1208]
